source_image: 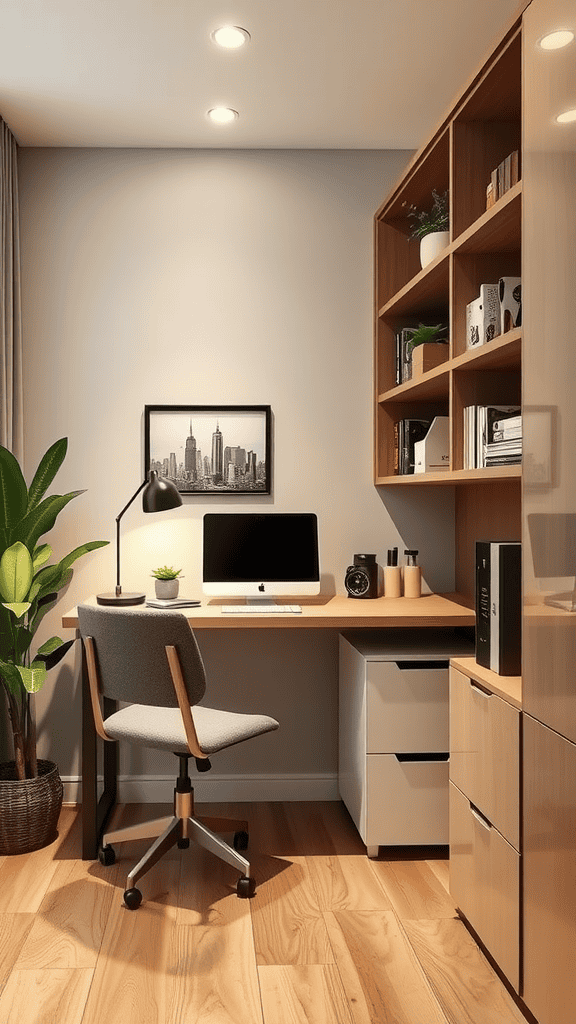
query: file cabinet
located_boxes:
[339,630,473,856]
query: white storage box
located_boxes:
[466,284,500,348]
[414,416,449,473]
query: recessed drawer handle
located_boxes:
[470,803,492,829]
[396,660,450,670]
[395,752,449,762]
[470,681,492,697]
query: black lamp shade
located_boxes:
[143,471,183,513]
[96,471,183,606]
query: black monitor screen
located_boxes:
[203,513,319,583]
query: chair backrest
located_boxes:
[77,604,207,707]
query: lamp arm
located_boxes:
[114,478,148,594]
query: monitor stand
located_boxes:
[243,596,277,607]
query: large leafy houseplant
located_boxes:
[0,438,108,780]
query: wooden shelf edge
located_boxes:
[375,465,521,486]
[450,655,522,709]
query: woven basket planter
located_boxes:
[0,759,63,855]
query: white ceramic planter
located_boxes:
[155,579,179,600]
[420,230,449,269]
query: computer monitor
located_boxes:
[202,512,320,601]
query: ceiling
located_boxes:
[0,1,523,150]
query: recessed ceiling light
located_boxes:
[207,107,239,125]
[539,30,574,49]
[556,108,576,123]
[211,26,251,49]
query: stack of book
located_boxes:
[393,418,431,474]
[463,405,521,469]
[486,150,519,209]
[394,327,417,385]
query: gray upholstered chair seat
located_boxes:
[103,702,278,755]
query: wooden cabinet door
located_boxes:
[450,667,520,848]
[523,714,576,1024]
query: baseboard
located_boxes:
[62,772,339,804]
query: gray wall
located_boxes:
[17,147,455,800]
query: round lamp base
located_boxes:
[96,592,146,606]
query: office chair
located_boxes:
[77,603,279,909]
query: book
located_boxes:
[475,542,491,669]
[399,418,431,474]
[395,327,417,385]
[146,597,202,609]
[475,541,521,676]
[490,542,521,675]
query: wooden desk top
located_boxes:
[62,592,475,630]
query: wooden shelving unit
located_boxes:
[374,21,522,604]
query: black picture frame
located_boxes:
[144,405,272,495]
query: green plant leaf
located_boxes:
[15,626,33,662]
[17,661,47,693]
[37,635,65,656]
[0,444,28,534]
[13,490,86,553]
[0,542,33,602]
[32,543,52,572]
[29,591,58,635]
[59,539,109,575]
[2,601,31,619]
[26,438,68,513]
[36,637,76,670]
[0,658,24,696]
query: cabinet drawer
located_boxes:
[450,666,520,849]
[363,753,449,847]
[367,659,449,753]
[449,781,519,990]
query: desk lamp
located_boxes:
[97,471,183,606]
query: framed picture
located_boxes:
[144,405,271,495]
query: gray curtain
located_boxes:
[1,115,23,762]
[1,116,23,462]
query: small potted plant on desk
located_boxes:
[151,565,183,600]
[406,323,449,377]
[0,439,108,854]
[405,189,449,269]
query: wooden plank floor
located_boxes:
[0,801,531,1024]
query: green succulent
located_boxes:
[0,438,108,780]
[406,323,448,350]
[151,565,182,580]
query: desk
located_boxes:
[62,592,474,858]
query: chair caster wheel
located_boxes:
[123,887,142,910]
[98,845,115,866]
[237,875,256,899]
[177,837,190,849]
[233,830,249,851]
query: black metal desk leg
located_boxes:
[80,634,118,860]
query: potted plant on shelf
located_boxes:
[405,189,449,268]
[0,438,108,854]
[151,565,183,600]
[406,323,449,377]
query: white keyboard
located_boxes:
[221,604,302,614]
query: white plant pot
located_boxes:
[419,230,449,269]
[155,579,179,600]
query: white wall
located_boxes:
[17,147,455,800]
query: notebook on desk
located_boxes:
[145,597,202,609]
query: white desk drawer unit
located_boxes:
[339,630,474,857]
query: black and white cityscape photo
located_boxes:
[144,405,271,494]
